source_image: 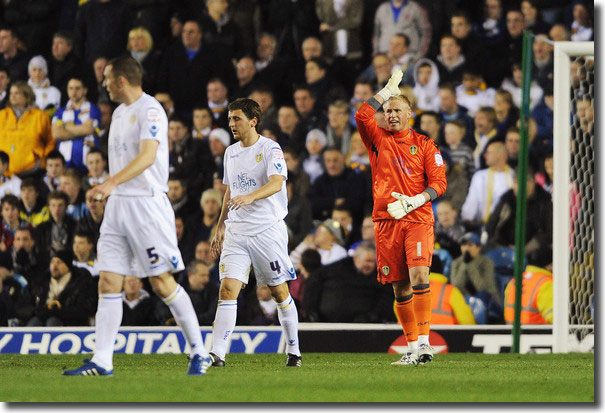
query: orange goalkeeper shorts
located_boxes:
[373,219,434,284]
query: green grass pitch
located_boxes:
[0,353,594,402]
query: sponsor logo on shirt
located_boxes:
[274,162,283,173]
[392,156,413,176]
[232,172,257,192]
[271,147,284,160]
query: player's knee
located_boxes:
[219,279,242,300]
[98,272,123,294]
[269,283,289,302]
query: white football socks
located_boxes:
[91,293,123,370]
[407,340,419,353]
[418,334,430,347]
[277,295,300,357]
[211,300,238,359]
[163,285,208,358]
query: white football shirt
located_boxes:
[223,135,288,235]
[107,93,169,196]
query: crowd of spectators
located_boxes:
[0,0,594,327]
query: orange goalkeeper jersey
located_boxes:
[355,102,447,224]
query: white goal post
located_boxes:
[552,41,594,353]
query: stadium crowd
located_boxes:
[0,0,594,327]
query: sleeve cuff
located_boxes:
[367,97,382,111]
[425,187,438,201]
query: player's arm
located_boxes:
[211,186,231,258]
[227,174,284,210]
[89,139,159,200]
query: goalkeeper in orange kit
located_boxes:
[355,69,447,365]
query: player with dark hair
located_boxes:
[355,69,447,365]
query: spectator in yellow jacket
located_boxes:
[504,247,553,324]
[0,81,55,176]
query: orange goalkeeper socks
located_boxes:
[395,294,418,343]
[413,283,431,336]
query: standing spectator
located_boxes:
[450,232,501,314]
[198,0,246,61]
[35,191,76,270]
[316,0,363,62]
[570,0,593,42]
[521,0,551,36]
[0,27,30,81]
[450,10,486,81]
[74,0,133,64]
[126,27,160,95]
[413,59,440,112]
[206,78,230,130]
[477,0,506,47]
[487,9,525,87]
[51,78,101,174]
[121,276,157,326]
[0,81,55,177]
[373,0,431,60]
[48,31,95,106]
[27,56,61,113]
[59,169,88,220]
[26,249,96,326]
[434,35,467,87]
[303,241,395,323]
[461,141,514,229]
[0,151,22,198]
[157,20,223,116]
[307,148,366,223]
[19,178,50,227]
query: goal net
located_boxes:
[552,41,594,353]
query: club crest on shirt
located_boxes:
[381,266,390,276]
[219,263,226,273]
[409,145,418,155]
[129,114,137,124]
[256,153,263,162]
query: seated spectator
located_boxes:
[549,24,569,42]
[126,27,160,95]
[477,0,506,47]
[0,81,54,177]
[450,10,487,80]
[276,105,299,149]
[0,150,21,198]
[175,215,195,266]
[486,168,552,257]
[348,79,373,128]
[76,187,105,244]
[504,127,520,169]
[199,0,245,62]
[168,114,214,197]
[440,152,470,215]
[284,175,314,251]
[413,59,440,112]
[303,241,395,322]
[291,85,328,154]
[0,252,20,326]
[0,194,31,252]
[435,35,467,86]
[83,148,108,189]
[208,128,230,177]
[493,89,520,139]
[434,199,465,259]
[461,141,514,229]
[532,34,554,91]
[25,249,96,326]
[305,57,332,110]
[442,120,474,178]
[283,148,311,197]
[418,111,442,145]
[438,83,475,148]
[206,78,230,130]
[35,191,76,269]
[348,215,376,256]
[167,176,199,218]
[520,0,550,34]
[250,285,278,326]
[326,100,354,155]
[387,33,415,86]
[289,248,322,315]
[302,129,327,184]
[194,240,219,285]
[472,107,499,170]
[51,77,101,174]
[504,247,553,324]
[11,227,42,287]
[0,27,29,81]
[249,87,279,132]
[187,188,222,244]
[72,230,99,277]
[59,169,88,220]
[253,33,289,104]
[534,151,553,195]
[450,232,502,319]
[121,276,157,326]
[500,62,543,110]
[331,205,360,249]
[0,68,9,109]
[307,148,366,222]
[290,218,348,271]
[233,56,258,100]
[154,91,174,117]
[92,57,110,104]
[27,56,61,114]
[345,131,370,173]
[191,106,214,140]
[42,150,66,193]
[531,86,554,152]
[456,70,495,117]
[570,0,593,41]
[19,178,49,227]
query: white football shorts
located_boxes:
[97,194,185,278]
[219,220,296,287]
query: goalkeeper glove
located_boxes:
[387,192,426,219]
[377,69,403,101]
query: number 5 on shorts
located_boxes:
[147,247,159,264]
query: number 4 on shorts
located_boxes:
[270,260,281,273]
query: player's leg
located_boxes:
[405,222,434,364]
[250,221,301,366]
[148,272,209,366]
[210,277,244,365]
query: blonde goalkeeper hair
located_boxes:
[386,94,412,111]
